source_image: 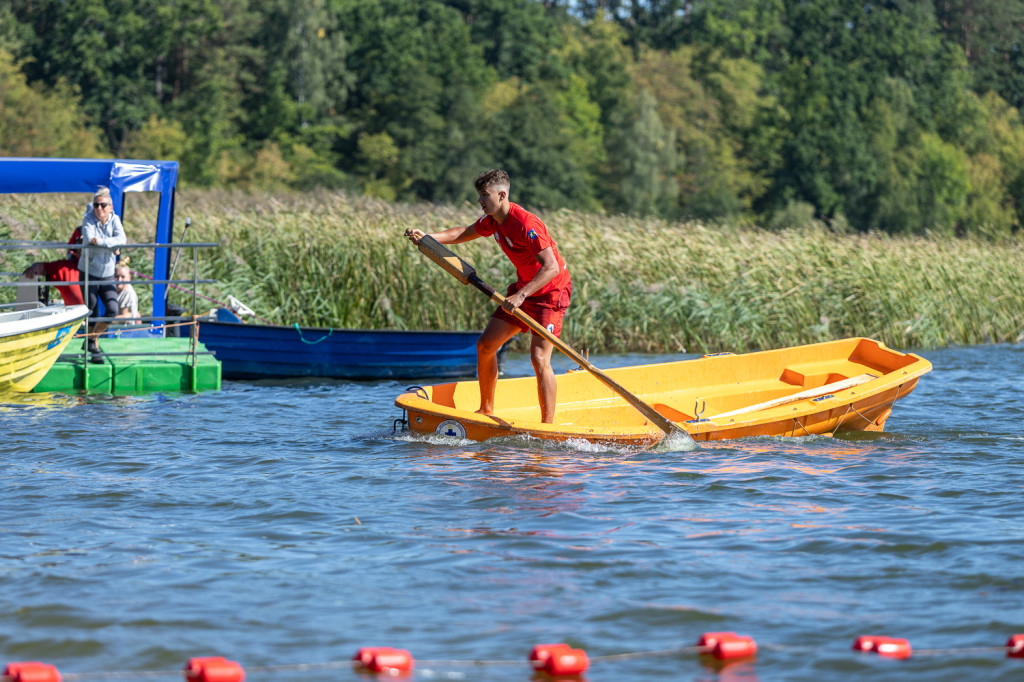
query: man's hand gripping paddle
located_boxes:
[415,234,697,447]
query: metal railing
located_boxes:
[1,239,219,380]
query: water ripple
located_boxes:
[2,348,1024,680]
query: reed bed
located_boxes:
[3,189,1024,353]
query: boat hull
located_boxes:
[198,319,482,380]
[395,337,932,446]
[0,304,89,392]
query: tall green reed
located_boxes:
[4,190,1024,353]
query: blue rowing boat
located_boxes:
[197,310,482,380]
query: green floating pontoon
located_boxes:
[35,337,221,394]
[3,157,223,396]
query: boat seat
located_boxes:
[710,373,877,420]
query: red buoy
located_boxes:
[712,634,758,660]
[696,632,737,655]
[548,648,589,676]
[1007,634,1024,658]
[529,644,572,670]
[183,656,245,682]
[3,662,62,682]
[528,644,588,676]
[852,635,890,652]
[852,635,911,658]
[352,647,414,674]
[875,638,912,659]
[697,632,757,660]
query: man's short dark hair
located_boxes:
[474,168,510,193]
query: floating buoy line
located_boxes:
[4,632,1023,680]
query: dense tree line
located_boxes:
[2,0,1023,236]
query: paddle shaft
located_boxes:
[416,235,692,442]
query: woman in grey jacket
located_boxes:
[77,186,126,358]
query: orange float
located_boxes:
[697,632,757,660]
[352,647,414,675]
[528,643,588,676]
[2,662,62,682]
[1009,634,1024,658]
[183,657,245,682]
[852,636,911,659]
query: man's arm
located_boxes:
[405,224,480,245]
[502,247,559,312]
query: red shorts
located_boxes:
[43,260,84,306]
[493,281,572,337]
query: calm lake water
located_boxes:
[2,344,1023,681]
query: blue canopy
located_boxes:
[0,157,179,319]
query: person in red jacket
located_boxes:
[406,169,572,423]
[21,226,84,306]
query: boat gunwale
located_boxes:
[0,304,90,339]
[198,318,482,338]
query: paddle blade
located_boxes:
[417,235,475,285]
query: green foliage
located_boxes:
[573,0,688,52]
[251,0,350,133]
[335,0,494,203]
[686,0,790,64]
[0,5,32,54]
[5,0,1024,237]
[120,114,188,161]
[934,0,1024,111]
[610,89,679,217]
[0,49,105,157]
[632,45,774,219]
[446,0,569,82]
[555,15,635,211]
[487,79,603,211]
[876,132,970,235]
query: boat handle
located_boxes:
[406,385,429,400]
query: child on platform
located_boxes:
[114,260,140,323]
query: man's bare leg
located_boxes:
[530,334,557,423]
[476,316,520,415]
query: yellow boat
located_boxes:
[0,304,90,393]
[394,337,932,446]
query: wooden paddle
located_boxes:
[415,234,696,446]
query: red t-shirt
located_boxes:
[473,203,570,296]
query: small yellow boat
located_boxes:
[0,304,90,393]
[394,337,932,446]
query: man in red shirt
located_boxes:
[21,226,85,306]
[406,169,572,423]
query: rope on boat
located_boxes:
[849,403,873,425]
[889,381,905,412]
[791,417,812,437]
[292,323,333,344]
[5,633,1023,680]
